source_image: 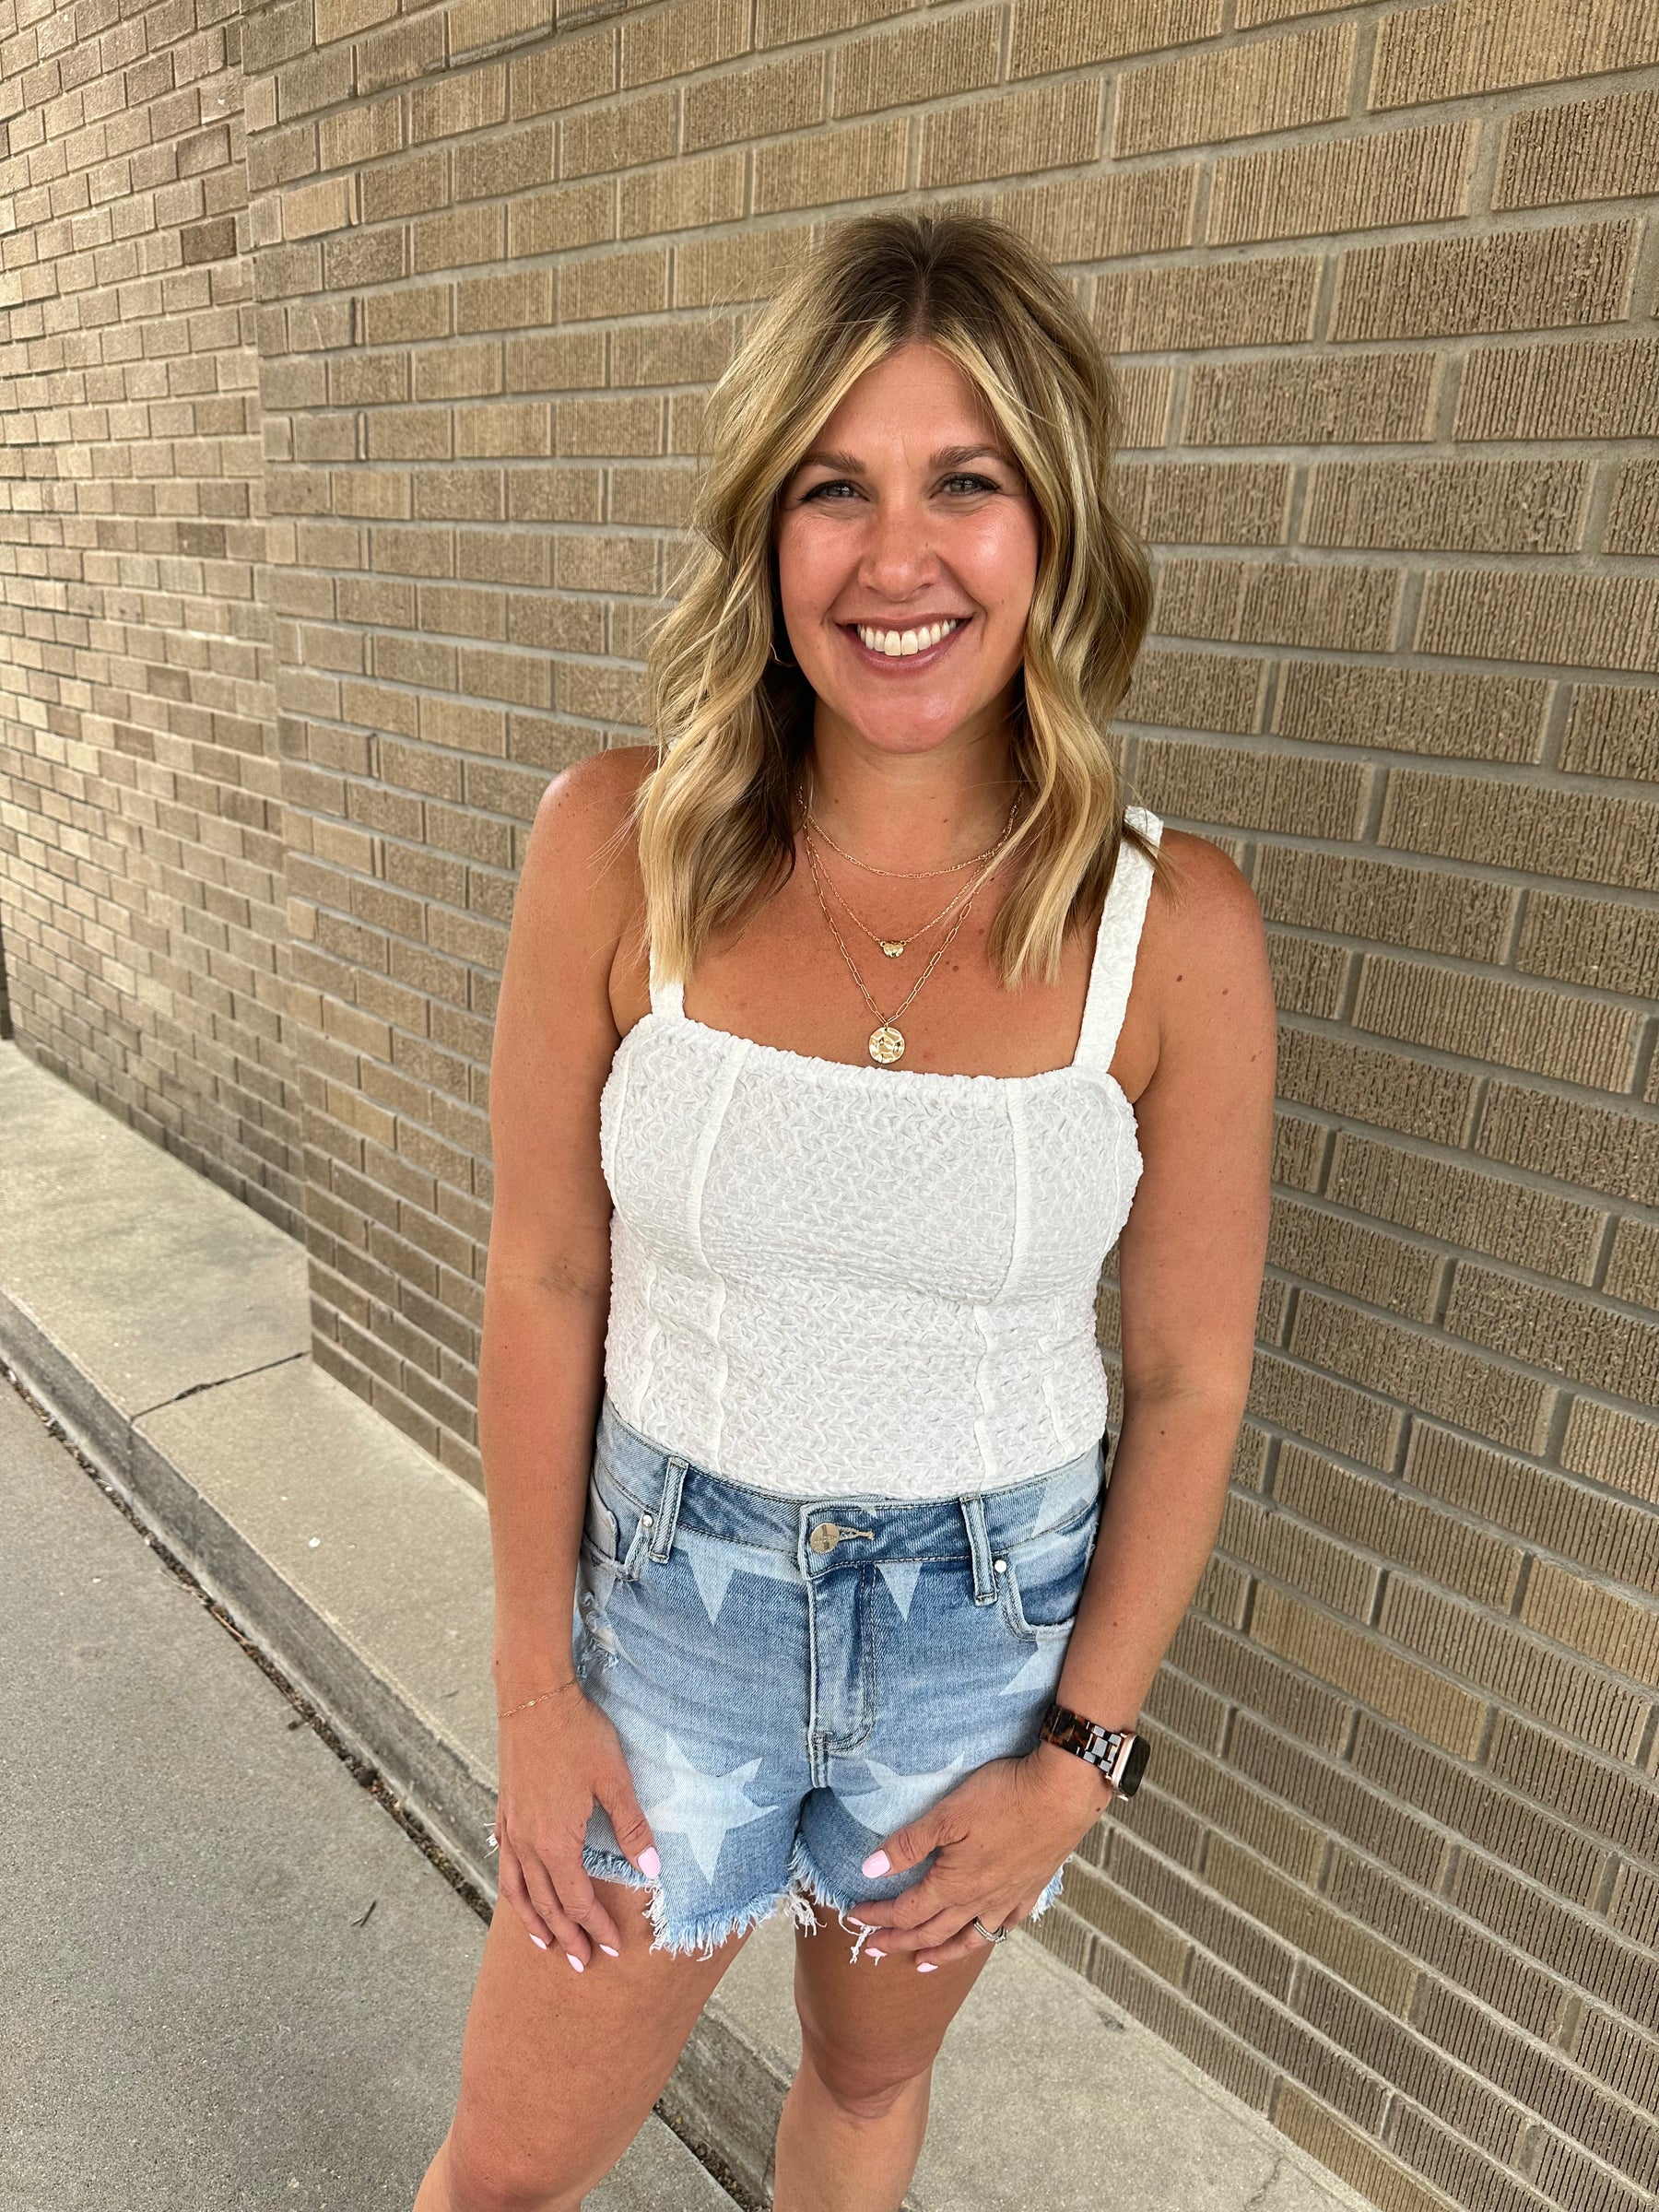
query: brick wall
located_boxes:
[1,4,1655,2208]
[0,0,300,1226]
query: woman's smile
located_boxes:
[839,614,972,667]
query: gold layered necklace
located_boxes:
[798,783,1022,1067]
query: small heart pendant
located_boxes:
[879,940,906,959]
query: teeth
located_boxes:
[854,618,961,655]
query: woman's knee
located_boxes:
[441,2111,589,2212]
[798,2020,935,2124]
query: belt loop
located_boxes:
[960,1495,996,1606]
[650,1454,688,1563]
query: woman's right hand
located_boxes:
[493,1678,661,1971]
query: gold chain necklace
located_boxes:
[817,858,978,959]
[797,776,1018,881]
[804,832,977,1066]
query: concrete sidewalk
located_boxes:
[0,1355,730,2210]
[0,1041,1376,2212]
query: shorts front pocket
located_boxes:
[585,1452,658,1586]
[996,1501,1100,1645]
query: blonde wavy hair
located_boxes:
[630,207,1164,992]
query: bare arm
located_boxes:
[1045,831,1277,1782]
[480,746,659,1964]
[482,751,639,1695]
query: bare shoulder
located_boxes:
[1142,825,1275,1073]
[516,744,655,950]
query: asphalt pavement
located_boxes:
[0,1373,730,2212]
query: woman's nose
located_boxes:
[858,504,938,596]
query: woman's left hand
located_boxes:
[847,1743,1114,1969]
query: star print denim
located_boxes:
[573,1393,1106,1957]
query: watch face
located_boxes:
[1118,1733,1150,1796]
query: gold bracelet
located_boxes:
[498,1683,571,1722]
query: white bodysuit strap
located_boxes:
[648,941,685,1018]
[1071,806,1161,1078]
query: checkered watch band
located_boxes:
[1040,1700,1150,1796]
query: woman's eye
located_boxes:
[802,478,860,501]
[940,473,999,496]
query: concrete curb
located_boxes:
[1,1041,1374,2212]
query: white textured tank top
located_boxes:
[598,806,1162,1500]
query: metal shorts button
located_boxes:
[809,1523,843,1554]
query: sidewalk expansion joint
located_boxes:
[132,1347,309,1421]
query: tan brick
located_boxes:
[1277,1442,1524,1614]
[1115,461,1289,547]
[622,0,748,88]
[609,318,736,389]
[1292,1293,1555,1454]
[921,81,1100,189]
[356,13,445,94]
[555,394,661,456]
[1606,458,1659,558]
[362,285,451,346]
[1447,1262,1659,1403]
[506,181,616,258]
[553,535,657,594]
[1560,684,1659,780]
[1457,335,1659,442]
[1495,85,1659,211]
[1227,1485,1383,1615]
[832,7,999,118]
[1115,365,1178,449]
[1009,0,1223,78]
[412,342,503,402]
[684,53,824,152]
[360,151,449,226]
[609,464,696,526]
[674,221,813,308]
[316,0,395,41]
[505,465,606,521]
[282,175,352,241]
[1516,888,1659,999]
[412,205,503,277]
[1392,1571,1648,1756]
[1275,660,1548,765]
[1604,1215,1659,1309]
[1329,1132,1603,1286]
[1414,568,1659,675]
[619,149,744,239]
[1524,1560,1659,1688]
[756,0,911,41]
[410,66,506,147]
[504,330,606,393]
[1303,458,1588,555]
[446,0,554,63]
[1353,954,1641,1090]
[1135,735,1371,838]
[1370,0,1659,110]
[319,96,404,171]
[558,246,669,322]
[1151,557,1401,652]
[1124,645,1265,735]
[1477,1083,1659,1210]
[1252,1583,1488,1757]
[754,116,908,215]
[1184,350,1438,446]
[453,401,549,457]
[1209,119,1473,246]
[561,88,677,179]
[1268,1194,1438,1315]
[990,167,1197,265]
[1330,219,1636,343]
[1097,254,1320,353]
[508,28,617,119]
[1116,23,1354,159]
[455,268,553,334]
[455,124,556,199]
[1561,1400,1659,1514]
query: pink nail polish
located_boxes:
[862,1850,889,1877]
[916,1960,937,1973]
[638,1847,662,1879]
[566,1954,584,1973]
[599,1944,619,1957]
[866,1947,886,1962]
[530,1934,548,1951]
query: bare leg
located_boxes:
[771,1913,994,2212]
[412,1877,745,2212]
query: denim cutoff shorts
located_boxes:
[572,1392,1106,1957]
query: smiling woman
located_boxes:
[414,210,1276,2212]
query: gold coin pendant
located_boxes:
[868,1024,906,1066]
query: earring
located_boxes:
[770,631,796,668]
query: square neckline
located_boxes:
[627,806,1159,1107]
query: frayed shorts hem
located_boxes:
[580,1839,1066,1960]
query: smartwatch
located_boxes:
[1040,1700,1150,1796]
